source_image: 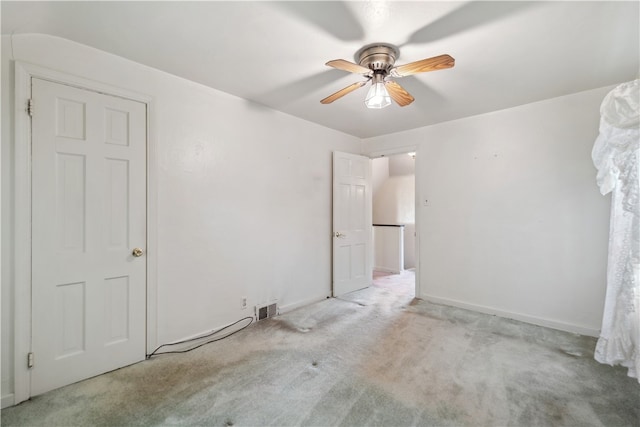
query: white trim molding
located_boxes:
[421,294,600,337]
[366,144,420,159]
[1,393,15,410]
[12,62,158,404]
[279,294,330,315]
[13,61,34,405]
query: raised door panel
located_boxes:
[104,158,130,250]
[54,281,86,359]
[104,276,130,346]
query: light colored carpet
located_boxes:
[2,270,638,426]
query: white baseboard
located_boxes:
[420,294,600,337]
[153,295,330,352]
[1,393,15,409]
[374,267,401,274]
[278,294,329,314]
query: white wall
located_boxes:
[373,226,404,273]
[371,156,389,197]
[1,34,362,403]
[389,153,415,177]
[364,86,614,336]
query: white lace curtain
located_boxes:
[592,79,639,382]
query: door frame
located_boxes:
[12,62,158,404]
[366,145,421,298]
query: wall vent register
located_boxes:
[255,303,278,321]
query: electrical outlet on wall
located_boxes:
[241,297,247,309]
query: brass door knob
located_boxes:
[132,248,144,257]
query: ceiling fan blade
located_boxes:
[326,59,372,76]
[274,2,364,42]
[391,54,455,78]
[320,81,368,104]
[401,2,536,47]
[385,81,415,107]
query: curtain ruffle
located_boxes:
[592,79,639,382]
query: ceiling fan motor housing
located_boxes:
[357,43,399,73]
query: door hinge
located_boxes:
[27,352,34,369]
[27,98,34,117]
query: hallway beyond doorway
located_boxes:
[372,268,415,299]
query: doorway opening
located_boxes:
[371,152,416,299]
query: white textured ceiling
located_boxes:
[2,1,638,138]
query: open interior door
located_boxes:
[332,151,372,296]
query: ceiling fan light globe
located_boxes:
[365,82,391,109]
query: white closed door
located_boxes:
[31,78,147,396]
[332,151,372,296]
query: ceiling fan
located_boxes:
[320,43,454,109]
